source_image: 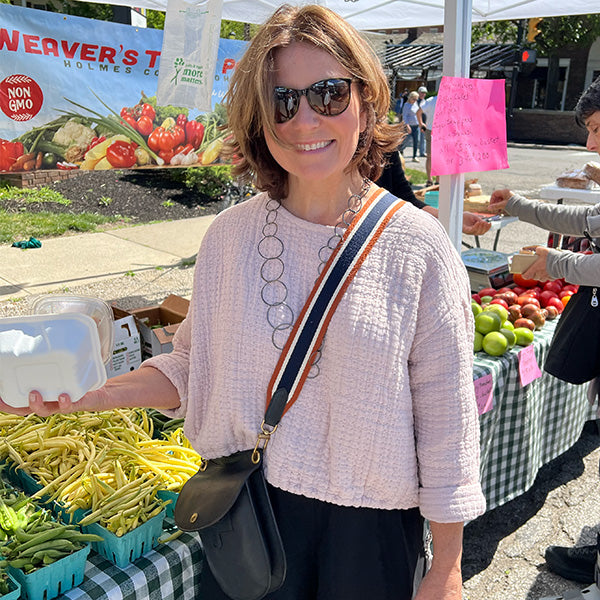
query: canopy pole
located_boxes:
[439,0,472,252]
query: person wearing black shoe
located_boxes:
[544,542,597,584]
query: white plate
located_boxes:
[0,313,107,408]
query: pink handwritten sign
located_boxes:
[473,373,494,415]
[518,344,542,386]
[431,77,509,176]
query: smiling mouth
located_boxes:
[297,140,332,152]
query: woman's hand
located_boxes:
[488,189,514,214]
[0,387,112,417]
[521,245,552,282]
[414,566,462,600]
[462,212,491,236]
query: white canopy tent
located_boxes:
[83,0,600,247]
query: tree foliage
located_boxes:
[472,15,600,52]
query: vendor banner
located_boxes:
[0,3,247,171]
[157,0,223,111]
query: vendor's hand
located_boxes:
[521,245,552,282]
[462,212,491,236]
[488,189,514,214]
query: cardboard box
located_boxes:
[116,295,190,359]
[105,314,142,378]
[509,253,538,274]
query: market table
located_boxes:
[475,318,597,511]
[58,528,204,600]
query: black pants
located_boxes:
[200,484,426,600]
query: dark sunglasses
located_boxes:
[273,78,354,123]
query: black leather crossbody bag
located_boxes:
[174,191,404,600]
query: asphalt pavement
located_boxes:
[1,143,600,599]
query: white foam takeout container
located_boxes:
[32,295,114,365]
[0,313,107,408]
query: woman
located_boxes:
[2,5,485,599]
[489,75,600,585]
[401,91,421,162]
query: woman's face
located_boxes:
[585,110,600,154]
[263,41,366,187]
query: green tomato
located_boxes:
[485,303,508,323]
[514,327,535,346]
[42,152,57,169]
[471,302,483,317]
[482,331,509,356]
[501,320,514,331]
[474,331,484,352]
[500,328,516,349]
[475,310,502,335]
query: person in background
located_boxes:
[417,94,438,186]
[416,86,428,158]
[1,5,486,599]
[401,90,421,162]
[489,74,600,586]
[376,150,491,236]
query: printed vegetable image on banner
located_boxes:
[157,0,223,111]
[0,3,247,172]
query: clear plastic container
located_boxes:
[32,295,114,364]
[0,313,107,408]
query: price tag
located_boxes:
[518,344,542,386]
[474,373,494,415]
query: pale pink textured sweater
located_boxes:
[144,192,486,523]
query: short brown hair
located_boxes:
[223,4,403,199]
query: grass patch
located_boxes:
[0,211,124,245]
[0,185,71,206]
[404,167,428,185]
[0,183,125,244]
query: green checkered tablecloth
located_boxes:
[475,318,597,511]
[58,529,203,600]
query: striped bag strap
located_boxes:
[253,188,405,455]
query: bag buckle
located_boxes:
[252,420,278,464]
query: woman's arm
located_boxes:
[0,365,181,417]
[415,521,464,600]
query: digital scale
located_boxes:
[461,248,513,292]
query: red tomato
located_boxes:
[490,298,509,310]
[148,127,163,152]
[543,280,563,294]
[495,287,514,295]
[511,286,526,296]
[478,287,497,298]
[471,293,481,305]
[517,296,540,308]
[539,290,559,307]
[558,290,573,300]
[545,297,564,314]
[136,115,154,137]
[513,273,539,288]
[105,140,136,168]
[562,284,579,294]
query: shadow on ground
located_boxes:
[463,421,600,580]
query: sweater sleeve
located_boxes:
[546,250,600,286]
[407,217,486,522]
[506,193,600,237]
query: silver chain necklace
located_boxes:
[258,179,371,378]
